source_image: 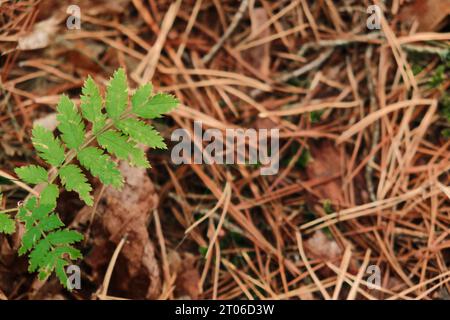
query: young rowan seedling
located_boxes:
[0,68,178,288]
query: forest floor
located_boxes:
[0,0,450,300]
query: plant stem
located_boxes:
[0,208,19,214]
[47,110,133,185]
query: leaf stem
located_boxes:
[0,208,19,214]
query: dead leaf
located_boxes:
[305,230,342,262]
[86,0,131,15]
[18,17,59,51]
[168,250,201,299]
[305,140,345,206]
[33,113,58,131]
[254,117,278,130]
[81,161,161,299]
[242,8,271,76]
[398,0,450,31]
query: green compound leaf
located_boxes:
[59,164,93,206]
[0,213,16,235]
[116,118,166,149]
[31,243,82,287]
[27,232,83,286]
[80,76,106,134]
[132,88,178,119]
[77,147,123,188]
[31,203,53,221]
[32,125,65,167]
[19,226,42,255]
[129,147,151,168]
[55,258,69,288]
[105,68,128,120]
[53,245,82,260]
[131,83,152,112]
[28,238,51,272]
[13,69,179,291]
[39,214,64,232]
[25,196,37,211]
[14,165,48,185]
[55,247,83,288]
[56,95,86,150]
[19,195,52,223]
[47,229,83,245]
[38,269,50,281]
[40,184,59,210]
[98,130,150,168]
[18,197,36,223]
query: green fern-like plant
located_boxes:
[0,68,178,288]
[0,193,16,235]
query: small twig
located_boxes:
[250,48,334,98]
[184,183,229,234]
[295,231,331,300]
[402,44,449,56]
[153,209,171,297]
[364,46,379,202]
[176,0,203,58]
[0,288,7,300]
[0,169,39,196]
[297,33,383,54]
[131,0,181,84]
[199,183,231,293]
[97,235,127,300]
[279,48,334,83]
[201,0,249,64]
[347,249,372,300]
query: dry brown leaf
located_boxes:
[398,0,450,31]
[242,8,271,76]
[305,230,342,262]
[306,141,345,206]
[254,117,278,130]
[82,162,161,299]
[33,113,58,131]
[17,17,59,51]
[168,250,201,299]
[85,0,131,15]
